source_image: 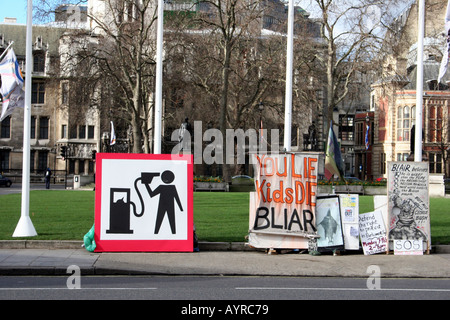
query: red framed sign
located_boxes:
[94,153,193,252]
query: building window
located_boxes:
[69,124,77,139]
[61,82,69,105]
[32,81,45,104]
[38,151,48,171]
[397,105,415,141]
[429,153,443,173]
[355,122,364,146]
[429,105,443,143]
[339,115,354,141]
[39,117,49,139]
[397,153,409,161]
[380,153,386,175]
[33,52,45,73]
[31,116,36,139]
[0,150,10,171]
[61,125,67,139]
[79,125,86,139]
[30,150,35,171]
[0,116,11,139]
[88,125,95,139]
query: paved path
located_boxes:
[0,242,449,277]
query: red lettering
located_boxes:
[304,157,307,178]
[255,179,266,202]
[291,154,302,179]
[295,181,305,204]
[285,188,294,204]
[308,157,317,179]
[273,181,284,203]
[307,181,317,206]
[266,182,272,202]
[255,154,264,172]
[264,157,274,176]
[276,156,287,177]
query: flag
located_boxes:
[438,0,450,84]
[324,121,344,181]
[365,124,370,150]
[110,121,116,145]
[0,48,24,121]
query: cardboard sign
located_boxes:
[387,162,430,250]
[94,153,193,252]
[339,194,360,250]
[316,195,344,252]
[248,153,318,249]
[359,210,387,255]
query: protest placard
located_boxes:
[359,210,387,255]
[387,162,430,252]
[316,195,344,252]
[339,194,360,250]
[248,152,319,249]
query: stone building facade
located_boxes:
[0,20,100,182]
[370,0,450,180]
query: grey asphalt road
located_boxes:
[0,275,449,301]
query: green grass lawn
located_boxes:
[0,191,448,244]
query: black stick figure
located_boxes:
[145,170,183,234]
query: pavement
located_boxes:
[0,240,449,278]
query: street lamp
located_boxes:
[365,113,370,181]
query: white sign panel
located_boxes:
[339,194,360,250]
[359,210,387,255]
[95,153,193,252]
[394,239,424,255]
[248,152,319,249]
[387,162,430,251]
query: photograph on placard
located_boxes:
[316,195,344,252]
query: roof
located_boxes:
[404,59,450,90]
[0,23,67,56]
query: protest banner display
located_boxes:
[359,210,387,255]
[339,194,360,250]
[316,195,344,252]
[387,162,430,252]
[248,152,319,249]
[94,153,193,252]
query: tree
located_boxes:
[166,0,322,179]
[86,0,158,153]
[48,0,158,153]
[306,0,410,134]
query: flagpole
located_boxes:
[283,0,294,152]
[414,0,425,162]
[154,0,164,154]
[13,0,37,237]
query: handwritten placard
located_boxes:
[359,210,387,255]
[387,162,430,249]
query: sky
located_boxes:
[0,0,27,24]
[0,0,415,27]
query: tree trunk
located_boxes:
[131,112,143,153]
[326,40,335,135]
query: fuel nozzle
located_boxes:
[141,172,160,184]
